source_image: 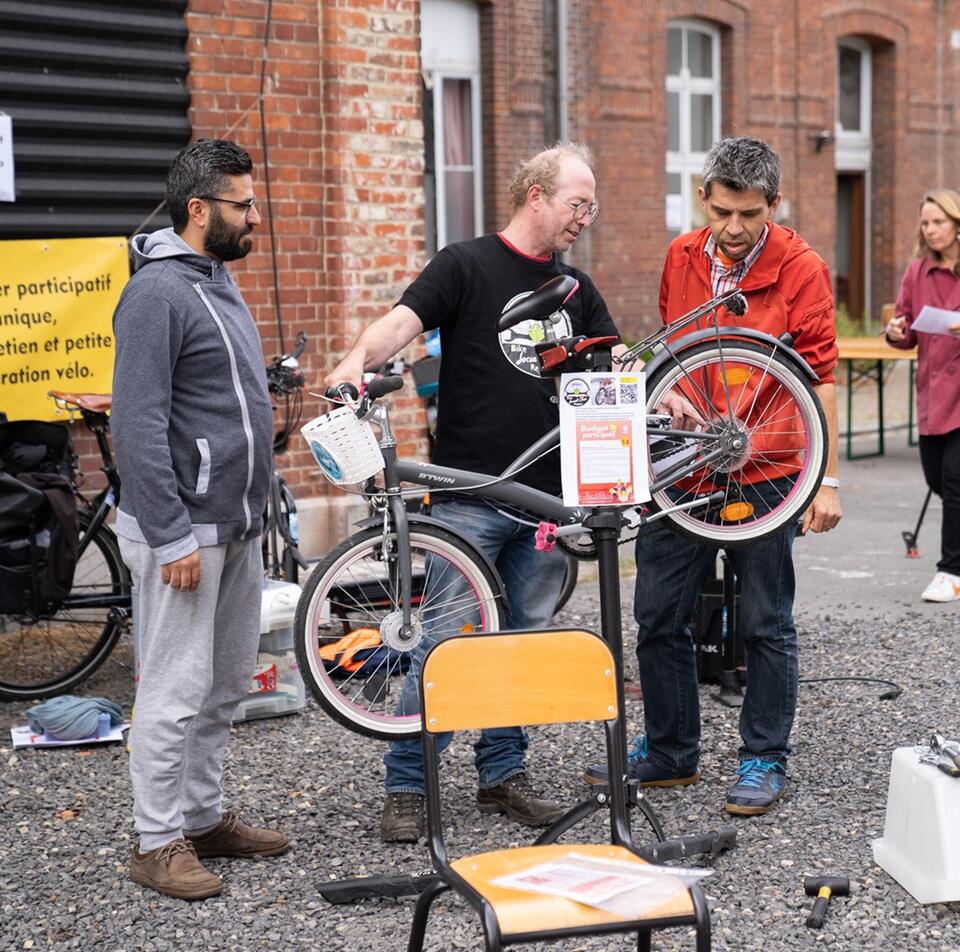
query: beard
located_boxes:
[204,208,253,262]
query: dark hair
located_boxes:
[165,138,254,233]
[702,136,781,205]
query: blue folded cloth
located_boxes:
[26,696,124,740]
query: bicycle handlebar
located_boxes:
[266,331,307,396]
[324,375,404,411]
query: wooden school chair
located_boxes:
[408,628,711,952]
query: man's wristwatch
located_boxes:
[820,476,839,489]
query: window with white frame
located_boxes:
[834,38,872,169]
[420,0,483,255]
[665,20,721,238]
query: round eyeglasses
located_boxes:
[542,189,600,224]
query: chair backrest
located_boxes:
[420,629,617,734]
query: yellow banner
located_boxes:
[0,236,129,420]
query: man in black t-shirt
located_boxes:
[326,142,620,844]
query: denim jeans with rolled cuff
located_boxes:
[384,498,567,794]
[634,477,799,775]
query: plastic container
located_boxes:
[300,407,383,485]
[872,745,960,903]
[411,355,441,397]
[233,579,307,723]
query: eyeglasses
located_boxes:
[541,188,600,224]
[198,196,258,218]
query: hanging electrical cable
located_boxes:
[131,0,287,357]
[257,0,286,353]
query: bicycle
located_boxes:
[0,393,132,701]
[0,333,313,700]
[262,331,309,583]
[293,278,828,740]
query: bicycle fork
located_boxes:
[373,405,417,646]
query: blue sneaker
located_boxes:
[724,759,787,815]
[583,736,701,787]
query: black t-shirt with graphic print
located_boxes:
[398,233,619,496]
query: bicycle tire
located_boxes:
[262,472,301,584]
[0,509,131,700]
[294,523,506,740]
[645,340,827,546]
[553,556,579,615]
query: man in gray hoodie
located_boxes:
[112,138,287,900]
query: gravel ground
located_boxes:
[2,585,959,952]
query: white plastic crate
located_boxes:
[233,579,306,723]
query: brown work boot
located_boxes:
[380,792,425,843]
[130,838,222,900]
[185,811,289,859]
[477,773,566,827]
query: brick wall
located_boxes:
[184,0,426,555]
[108,0,957,557]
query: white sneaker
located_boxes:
[921,571,960,603]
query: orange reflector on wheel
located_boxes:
[460,623,476,634]
[719,501,754,522]
[722,368,752,385]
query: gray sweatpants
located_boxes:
[119,535,262,852]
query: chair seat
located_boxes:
[450,843,696,937]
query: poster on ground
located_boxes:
[0,236,129,420]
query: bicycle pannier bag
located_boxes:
[0,421,79,615]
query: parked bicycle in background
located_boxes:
[0,332,311,701]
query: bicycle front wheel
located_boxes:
[645,340,827,546]
[0,510,131,700]
[294,523,505,740]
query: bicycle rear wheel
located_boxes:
[645,340,827,546]
[0,510,131,700]
[294,523,505,740]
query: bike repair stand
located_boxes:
[713,553,744,708]
[319,506,736,906]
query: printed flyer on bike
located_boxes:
[558,372,649,508]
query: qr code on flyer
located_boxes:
[620,383,639,404]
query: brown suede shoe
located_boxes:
[477,773,566,827]
[130,838,222,900]
[380,792,425,844]
[185,811,289,859]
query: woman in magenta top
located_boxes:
[886,188,960,602]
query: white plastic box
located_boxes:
[233,579,306,723]
[872,745,960,903]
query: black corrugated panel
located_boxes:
[0,0,190,238]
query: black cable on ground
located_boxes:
[800,676,903,701]
[257,0,286,354]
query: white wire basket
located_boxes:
[300,407,384,485]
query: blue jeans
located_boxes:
[384,498,567,793]
[634,479,799,774]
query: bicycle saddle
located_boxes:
[48,391,112,413]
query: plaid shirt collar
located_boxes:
[703,224,770,296]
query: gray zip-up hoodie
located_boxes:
[111,228,273,563]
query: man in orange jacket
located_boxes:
[585,136,842,815]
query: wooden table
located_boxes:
[836,336,918,460]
